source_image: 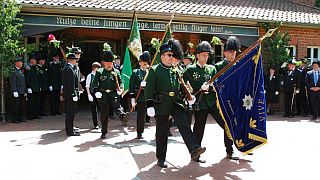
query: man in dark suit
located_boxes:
[282,60,301,118]
[9,56,27,123]
[48,52,63,115]
[25,52,42,120]
[62,53,80,136]
[38,52,49,116]
[305,61,320,120]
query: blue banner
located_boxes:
[213,44,267,154]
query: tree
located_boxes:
[0,0,25,120]
[316,0,320,7]
[260,22,291,70]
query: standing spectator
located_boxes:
[282,59,301,118]
[38,52,49,116]
[25,52,41,120]
[265,67,280,115]
[296,59,310,117]
[9,56,27,123]
[48,52,63,115]
[305,61,320,120]
[62,53,80,136]
[85,62,101,129]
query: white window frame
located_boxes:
[307,46,320,63]
[286,45,297,57]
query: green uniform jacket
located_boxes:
[92,68,123,104]
[38,65,49,92]
[129,69,147,103]
[215,59,229,74]
[145,63,184,115]
[183,63,217,110]
[25,65,41,93]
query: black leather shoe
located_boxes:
[137,133,143,139]
[18,119,26,122]
[193,157,206,163]
[100,134,106,139]
[157,160,167,168]
[227,152,239,160]
[66,132,80,136]
[56,112,62,115]
[191,147,206,160]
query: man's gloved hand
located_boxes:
[201,82,210,91]
[131,98,137,107]
[27,88,32,94]
[275,91,279,95]
[264,90,266,94]
[140,81,146,87]
[88,94,94,102]
[295,89,300,94]
[188,95,196,105]
[95,92,102,99]
[61,85,63,90]
[73,96,78,102]
[13,92,19,98]
[147,107,155,117]
[117,89,124,96]
[49,86,53,91]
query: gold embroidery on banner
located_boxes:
[249,118,257,128]
[236,139,245,148]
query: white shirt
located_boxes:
[85,71,96,88]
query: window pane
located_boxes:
[307,48,311,59]
[314,48,318,58]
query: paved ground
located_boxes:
[1,110,320,180]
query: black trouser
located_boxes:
[194,104,233,154]
[296,90,309,115]
[65,100,77,134]
[99,97,126,135]
[27,92,40,118]
[11,95,25,121]
[309,91,320,117]
[50,90,61,114]
[284,90,296,116]
[39,91,49,115]
[155,104,200,161]
[90,94,99,127]
[136,102,146,134]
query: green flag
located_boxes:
[128,14,142,60]
[121,47,132,97]
[153,25,172,65]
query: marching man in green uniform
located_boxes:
[129,51,150,139]
[92,50,128,139]
[184,40,239,161]
[145,41,206,168]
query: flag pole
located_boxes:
[130,13,175,112]
[193,28,278,96]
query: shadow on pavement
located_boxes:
[133,158,253,180]
[37,130,68,145]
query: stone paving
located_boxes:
[1,111,319,180]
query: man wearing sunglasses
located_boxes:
[145,41,205,168]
